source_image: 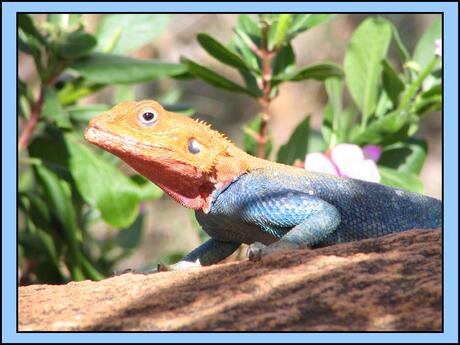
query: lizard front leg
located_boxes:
[246,195,341,261]
[159,238,241,271]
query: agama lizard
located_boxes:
[85,100,442,270]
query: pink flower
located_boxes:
[304,144,382,183]
[435,39,442,57]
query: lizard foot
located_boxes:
[247,241,309,261]
[247,242,268,261]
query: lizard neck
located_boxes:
[120,144,264,212]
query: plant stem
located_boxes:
[256,24,274,158]
[399,56,439,111]
[18,90,44,151]
[18,68,63,152]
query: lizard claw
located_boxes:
[247,242,267,261]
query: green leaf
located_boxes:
[47,14,65,25]
[236,14,261,41]
[33,165,84,281]
[338,108,355,143]
[19,168,34,193]
[414,94,442,115]
[66,104,110,122]
[326,77,343,118]
[323,78,344,147]
[65,136,142,228]
[162,103,195,116]
[18,14,46,45]
[19,228,64,283]
[276,115,311,165]
[421,83,442,98]
[197,33,250,72]
[239,69,262,97]
[378,138,427,175]
[321,104,333,146]
[232,34,260,72]
[382,59,405,107]
[243,116,272,159]
[399,56,439,111]
[181,57,255,96]
[413,17,441,71]
[273,62,343,85]
[389,22,410,63]
[415,81,442,115]
[18,29,43,76]
[114,213,144,249]
[272,43,295,76]
[56,30,97,59]
[351,110,409,145]
[269,14,292,50]
[41,86,71,128]
[344,17,392,124]
[34,165,78,235]
[20,192,52,232]
[130,174,163,201]
[96,14,170,54]
[378,166,424,193]
[287,14,333,41]
[73,53,187,84]
[233,15,261,72]
[47,14,81,29]
[375,90,393,118]
[28,127,70,176]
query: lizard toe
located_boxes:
[247,242,267,261]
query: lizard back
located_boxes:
[197,166,442,246]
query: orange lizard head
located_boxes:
[85,100,250,211]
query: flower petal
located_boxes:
[362,144,382,162]
[304,152,338,176]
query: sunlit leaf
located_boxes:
[413,16,441,71]
[378,138,427,174]
[56,30,97,59]
[277,115,311,165]
[96,14,170,54]
[197,33,251,72]
[73,53,186,84]
[378,166,424,193]
[344,18,392,124]
[181,57,255,96]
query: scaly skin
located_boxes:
[85,100,442,270]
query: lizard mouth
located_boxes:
[84,125,164,153]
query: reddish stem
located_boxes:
[18,91,44,151]
[18,71,62,152]
[256,24,274,159]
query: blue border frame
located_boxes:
[3,2,458,343]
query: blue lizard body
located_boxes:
[182,167,442,266]
[196,168,441,246]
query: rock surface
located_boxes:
[19,229,442,331]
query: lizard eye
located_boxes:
[138,109,159,127]
[187,138,201,154]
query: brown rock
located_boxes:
[18,229,442,331]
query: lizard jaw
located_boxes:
[85,125,218,211]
